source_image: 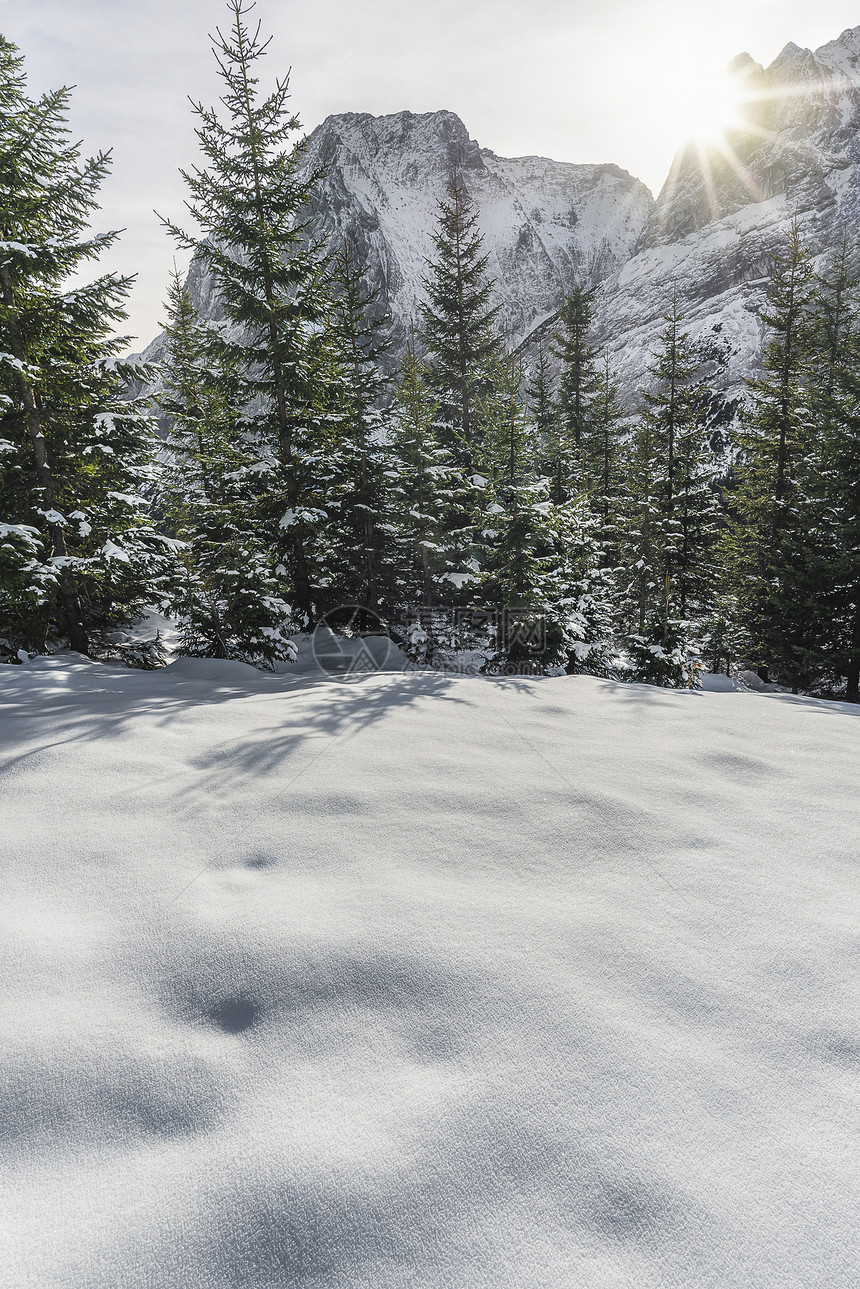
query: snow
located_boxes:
[1,657,858,1287]
[0,350,37,375]
[38,509,67,526]
[698,671,746,692]
[0,240,39,258]
[138,22,860,417]
[100,539,131,562]
[104,608,183,657]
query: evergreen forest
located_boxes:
[2,2,859,700]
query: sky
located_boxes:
[3,0,860,346]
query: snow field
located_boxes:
[1,657,858,1287]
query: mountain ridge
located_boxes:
[142,24,860,415]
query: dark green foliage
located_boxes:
[161,0,338,625]
[615,298,716,682]
[590,351,626,556]
[157,271,294,664]
[721,224,819,689]
[803,239,860,698]
[473,356,615,673]
[387,333,462,605]
[420,171,501,469]
[617,398,664,641]
[322,239,392,611]
[618,296,722,654]
[644,297,719,622]
[527,342,557,442]
[548,285,601,500]
[0,35,171,660]
[475,356,551,612]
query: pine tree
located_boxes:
[614,303,716,687]
[672,404,720,622]
[472,355,613,672]
[806,239,860,699]
[387,330,459,605]
[527,341,557,457]
[590,351,626,560]
[474,356,558,669]
[548,285,601,500]
[629,298,718,636]
[420,171,501,471]
[723,224,818,687]
[162,0,337,626]
[323,238,391,611]
[0,36,170,660]
[618,404,663,642]
[157,271,293,664]
[552,495,617,677]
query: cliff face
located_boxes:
[591,26,860,405]
[146,108,652,377]
[299,109,653,363]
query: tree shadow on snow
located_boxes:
[0,659,477,787]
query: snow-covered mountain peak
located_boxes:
[581,23,860,413]
[163,106,652,380]
[647,25,860,248]
[811,25,860,81]
[313,108,488,180]
[274,110,653,360]
[146,23,860,423]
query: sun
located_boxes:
[682,67,748,144]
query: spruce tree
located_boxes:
[618,405,663,643]
[549,285,601,500]
[474,355,559,669]
[633,299,718,632]
[552,495,617,677]
[589,351,627,572]
[162,0,336,626]
[672,396,720,621]
[420,171,501,471]
[471,355,611,673]
[806,239,860,699]
[387,331,459,606]
[323,239,391,611]
[0,36,170,659]
[615,303,716,687]
[157,271,293,664]
[723,224,818,687]
[527,341,558,460]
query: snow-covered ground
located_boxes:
[1,655,858,1288]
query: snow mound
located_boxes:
[698,671,745,692]
[163,655,285,686]
[1,664,858,1287]
[286,628,412,677]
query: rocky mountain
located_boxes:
[159,108,653,379]
[586,25,860,406]
[300,110,652,362]
[150,25,860,413]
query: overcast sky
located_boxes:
[3,0,860,345]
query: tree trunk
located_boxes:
[846,599,860,703]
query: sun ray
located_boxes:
[694,139,722,225]
[710,136,768,204]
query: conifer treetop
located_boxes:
[419,169,501,452]
[160,0,324,343]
